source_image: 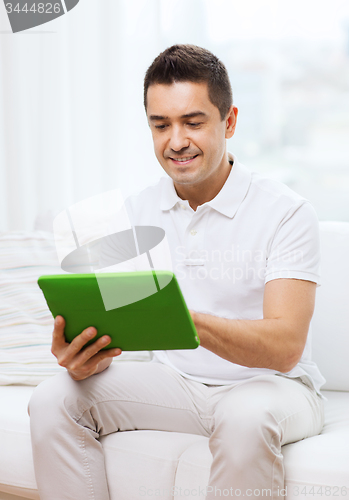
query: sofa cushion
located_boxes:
[1,386,348,500]
[0,386,38,499]
[311,222,349,391]
[282,390,349,499]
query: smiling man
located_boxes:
[146,80,238,210]
[29,45,325,500]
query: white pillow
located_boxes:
[311,222,349,391]
[0,231,150,386]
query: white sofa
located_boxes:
[0,221,348,500]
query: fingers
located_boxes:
[69,347,121,379]
[68,334,113,368]
[52,316,97,358]
[56,329,103,368]
[52,316,98,362]
[51,315,67,354]
[67,325,99,358]
[57,327,121,369]
[51,315,122,380]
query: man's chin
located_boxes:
[157,158,204,185]
[171,172,202,187]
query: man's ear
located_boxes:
[225,106,238,139]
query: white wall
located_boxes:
[1,0,348,230]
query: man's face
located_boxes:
[146,81,237,193]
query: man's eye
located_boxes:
[188,122,202,127]
[155,124,167,130]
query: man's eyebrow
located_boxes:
[149,115,168,121]
[181,111,207,119]
[149,111,208,121]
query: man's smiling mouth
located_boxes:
[169,155,198,163]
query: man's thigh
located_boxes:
[29,361,211,438]
[210,374,324,444]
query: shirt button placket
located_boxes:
[187,223,202,261]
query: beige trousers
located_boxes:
[28,361,324,500]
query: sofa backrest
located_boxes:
[311,221,349,392]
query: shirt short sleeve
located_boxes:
[265,201,321,286]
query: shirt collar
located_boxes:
[159,176,183,211]
[160,153,252,219]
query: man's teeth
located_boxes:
[173,156,196,162]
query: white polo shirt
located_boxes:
[103,155,326,395]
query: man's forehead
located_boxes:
[146,81,215,119]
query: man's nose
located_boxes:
[169,126,190,152]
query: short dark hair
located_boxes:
[144,44,233,121]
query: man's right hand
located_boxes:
[51,315,122,381]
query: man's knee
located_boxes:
[215,403,277,437]
[210,386,282,461]
[28,371,82,422]
[209,404,281,474]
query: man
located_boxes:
[29,45,325,500]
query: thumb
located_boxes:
[52,315,66,344]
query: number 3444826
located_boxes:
[5,3,61,14]
[293,486,348,497]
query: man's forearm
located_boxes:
[190,311,303,373]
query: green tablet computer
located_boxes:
[38,271,200,351]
